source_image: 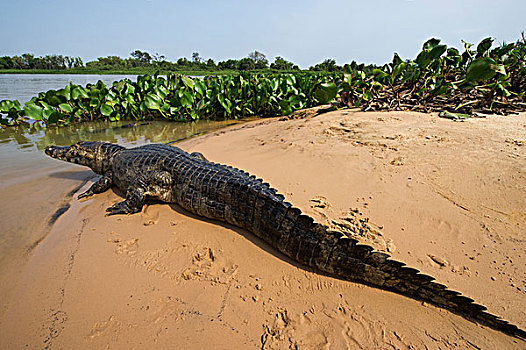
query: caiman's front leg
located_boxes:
[78,172,113,199]
[105,170,173,215]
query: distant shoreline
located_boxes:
[0,69,298,76]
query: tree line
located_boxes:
[0,50,349,72]
[0,54,84,70]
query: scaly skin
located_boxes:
[45,141,526,340]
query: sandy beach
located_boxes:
[0,110,524,349]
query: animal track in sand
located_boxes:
[87,315,121,340]
[113,238,139,256]
[325,304,409,350]
[261,303,409,350]
[142,205,160,226]
[309,197,391,252]
[329,209,389,252]
[181,246,238,285]
[261,309,330,350]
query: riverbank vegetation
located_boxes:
[1,36,524,126]
[0,50,302,75]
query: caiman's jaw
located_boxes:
[45,141,118,174]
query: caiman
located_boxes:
[45,141,525,340]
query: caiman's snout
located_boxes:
[45,145,71,160]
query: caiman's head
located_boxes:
[45,141,124,174]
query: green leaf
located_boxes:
[422,38,441,50]
[439,111,470,120]
[217,95,232,114]
[391,63,406,80]
[89,98,100,108]
[372,69,388,79]
[180,91,194,108]
[392,53,403,66]
[313,82,338,103]
[194,80,206,97]
[59,103,72,114]
[465,57,505,83]
[428,44,447,61]
[100,103,113,116]
[182,76,195,90]
[144,93,163,110]
[0,100,21,112]
[23,103,43,120]
[476,37,493,55]
[47,111,62,124]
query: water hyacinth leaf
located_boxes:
[428,44,447,60]
[90,98,100,108]
[156,85,169,99]
[23,103,44,120]
[362,90,372,101]
[144,93,163,110]
[161,103,170,114]
[58,103,72,114]
[180,91,194,108]
[194,80,206,97]
[182,76,195,90]
[423,38,441,50]
[392,52,403,66]
[0,100,21,112]
[313,82,338,103]
[43,108,54,119]
[100,103,113,116]
[47,111,62,124]
[373,69,388,79]
[477,37,493,55]
[217,95,231,114]
[465,57,505,83]
[392,62,406,80]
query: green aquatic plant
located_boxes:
[1,36,524,127]
[339,35,525,115]
[0,72,339,126]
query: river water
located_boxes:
[0,74,138,104]
[0,74,247,288]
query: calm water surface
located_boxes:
[0,74,248,283]
[0,74,138,104]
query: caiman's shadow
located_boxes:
[105,186,309,272]
[166,203,317,274]
[48,169,95,181]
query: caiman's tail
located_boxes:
[248,196,526,340]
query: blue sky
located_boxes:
[1,0,525,68]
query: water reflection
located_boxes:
[0,118,249,190]
[0,119,243,151]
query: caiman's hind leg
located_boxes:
[78,172,113,199]
[105,170,173,215]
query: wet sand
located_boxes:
[0,110,524,349]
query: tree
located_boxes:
[192,52,201,63]
[218,59,239,70]
[270,56,299,70]
[205,58,216,70]
[152,53,166,64]
[130,50,152,64]
[238,57,256,71]
[309,59,341,72]
[248,50,268,69]
[0,56,14,69]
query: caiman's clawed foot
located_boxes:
[105,201,140,215]
[78,189,93,200]
[78,175,113,200]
